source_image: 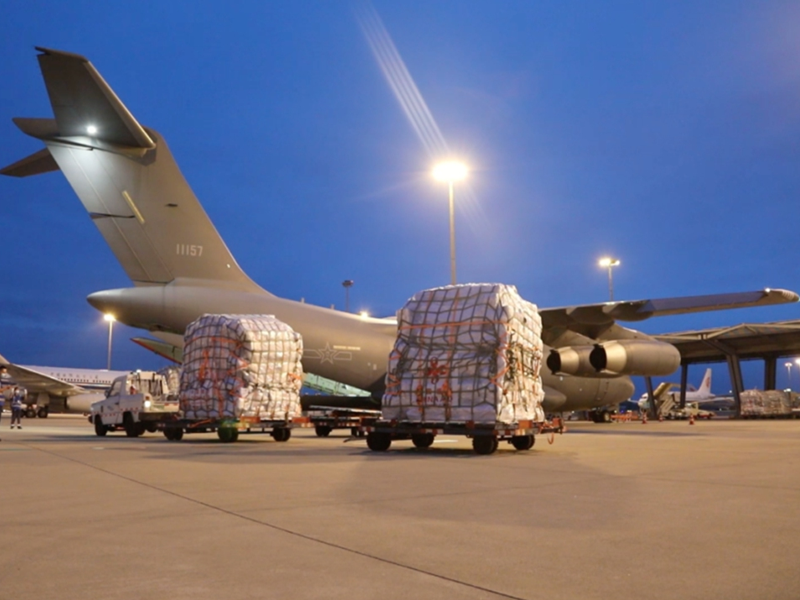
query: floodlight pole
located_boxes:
[607,265,614,302]
[448,181,456,286]
[106,318,114,370]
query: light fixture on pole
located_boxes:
[598,257,621,301]
[786,362,793,389]
[103,313,116,370]
[342,280,354,313]
[433,161,468,286]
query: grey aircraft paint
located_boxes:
[3,48,797,412]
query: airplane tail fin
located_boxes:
[1,47,261,291]
[698,368,712,396]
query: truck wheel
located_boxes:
[411,433,435,449]
[123,415,140,438]
[171,427,184,441]
[511,434,535,451]
[25,407,36,419]
[145,423,158,433]
[163,428,174,440]
[136,422,146,436]
[271,427,291,442]
[366,432,391,451]
[37,406,49,418]
[472,435,499,455]
[94,416,107,437]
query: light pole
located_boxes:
[104,313,115,370]
[794,358,800,390]
[342,280,354,313]
[598,257,621,301]
[433,161,468,286]
[786,362,793,389]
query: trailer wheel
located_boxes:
[94,416,107,437]
[315,425,332,437]
[472,435,499,455]
[145,422,158,433]
[271,427,291,442]
[366,432,392,451]
[411,433,435,449]
[511,434,534,451]
[37,406,49,418]
[218,427,238,443]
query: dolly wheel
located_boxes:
[366,432,392,452]
[315,425,332,437]
[411,433,435,449]
[218,427,238,443]
[472,435,499,455]
[272,427,291,442]
[510,434,534,451]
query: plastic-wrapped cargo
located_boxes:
[382,283,545,425]
[158,365,181,396]
[179,314,303,421]
[740,389,792,417]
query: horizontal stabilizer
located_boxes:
[35,47,155,149]
[0,148,59,177]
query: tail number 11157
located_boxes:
[176,244,203,257]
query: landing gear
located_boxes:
[37,406,49,419]
[589,409,613,423]
[510,434,535,451]
[411,433,435,449]
[25,407,36,419]
[472,435,499,455]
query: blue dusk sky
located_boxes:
[1,1,800,395]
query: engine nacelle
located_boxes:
[547,345,599,377]
[589,340,680,376]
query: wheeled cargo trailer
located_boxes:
[160,415,310,443]
[361,417,564,455]
[307,405,381,437]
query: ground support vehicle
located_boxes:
[90,371,178,437]
[361,417,565,455]
[307,405,381,437]
[160,415,311,443]
[664,402,714,420]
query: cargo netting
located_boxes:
[740,389,793,417]
[179,314,303,421]
[382,284,545,424]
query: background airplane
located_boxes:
[637,367,716,409]
[2,48,797,416]
[0,353,127,415]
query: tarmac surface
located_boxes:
[1,414,799,600]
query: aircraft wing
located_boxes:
[0,354,85,396]
[540,289,798,328]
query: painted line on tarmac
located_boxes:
[22,441,528,600]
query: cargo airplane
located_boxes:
[2,48,797,416]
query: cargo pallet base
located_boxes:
[159,416,310,443]
[361,418,565,455]
[307,406,382,438]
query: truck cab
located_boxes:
[90,371,179,437]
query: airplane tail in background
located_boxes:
[1,47,261,292]
[698,368,712,397]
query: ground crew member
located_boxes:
[10,386,24,429]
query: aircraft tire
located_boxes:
[472,435,499,455]
[94,416,107,437]
[511,434,535,451]
[37,406,49,418]
[366,432,391,452]
[271,427,291,442]
[411,433,435,449]
[25,407,36,419]
[315,425,332,437]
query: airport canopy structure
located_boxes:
[653,320,800,414]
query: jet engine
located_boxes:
[589,340,680,376]
[548,340,680,377]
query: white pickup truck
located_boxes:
[90,371,179,437]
